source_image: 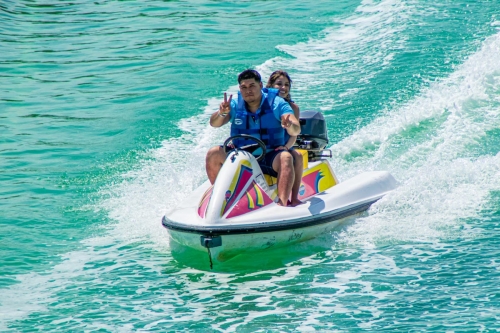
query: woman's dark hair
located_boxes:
[266,70,293,102]
[266,70,292,88]
[238,69,262,84]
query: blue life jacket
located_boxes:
[230,88,286,150]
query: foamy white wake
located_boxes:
[331,31,500,245]
[259,0,416,109]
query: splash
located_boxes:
[258,0,415,108]
[333,31,500,245]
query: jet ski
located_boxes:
[162,111,398,268]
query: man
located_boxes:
[205,69,301,207]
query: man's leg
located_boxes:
[290,150,303,206]
[272,151,295,206]
[205,146,226,184]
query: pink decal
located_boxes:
[197,187,213,218]
[226,190,251,218]
[223,165,253,215]
[226,182,273,218]
[299,170,321,200]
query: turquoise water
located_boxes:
[2,0,500,331]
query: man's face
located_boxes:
[239,78,263,104]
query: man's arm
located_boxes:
[210,110,231,127]
[210,93,232,127]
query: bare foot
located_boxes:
[276,199,288,207]
[290,199,303,207]
[277,199,302,207]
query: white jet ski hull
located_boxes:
[163,161,398,263]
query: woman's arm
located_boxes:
[284,136,297,150]
[279,102,300,150]
[287,102,300,148]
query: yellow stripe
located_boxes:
[246,191,255,209]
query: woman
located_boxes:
[266,70,303,206]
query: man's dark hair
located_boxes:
[238,69,262,84]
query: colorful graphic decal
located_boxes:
[264,174,277,186]
[300,169,322,199]
[226,181,273,218]
[197,186,213,218]
[298,184,306,196]
[220,161,254,216]
[298,162,336,199]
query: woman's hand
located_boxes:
[275,146,289,151]
[281,114,293,129]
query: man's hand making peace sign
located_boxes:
[210,92,233,127]
[219,92,232,117]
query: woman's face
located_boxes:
[272,75,291,98]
